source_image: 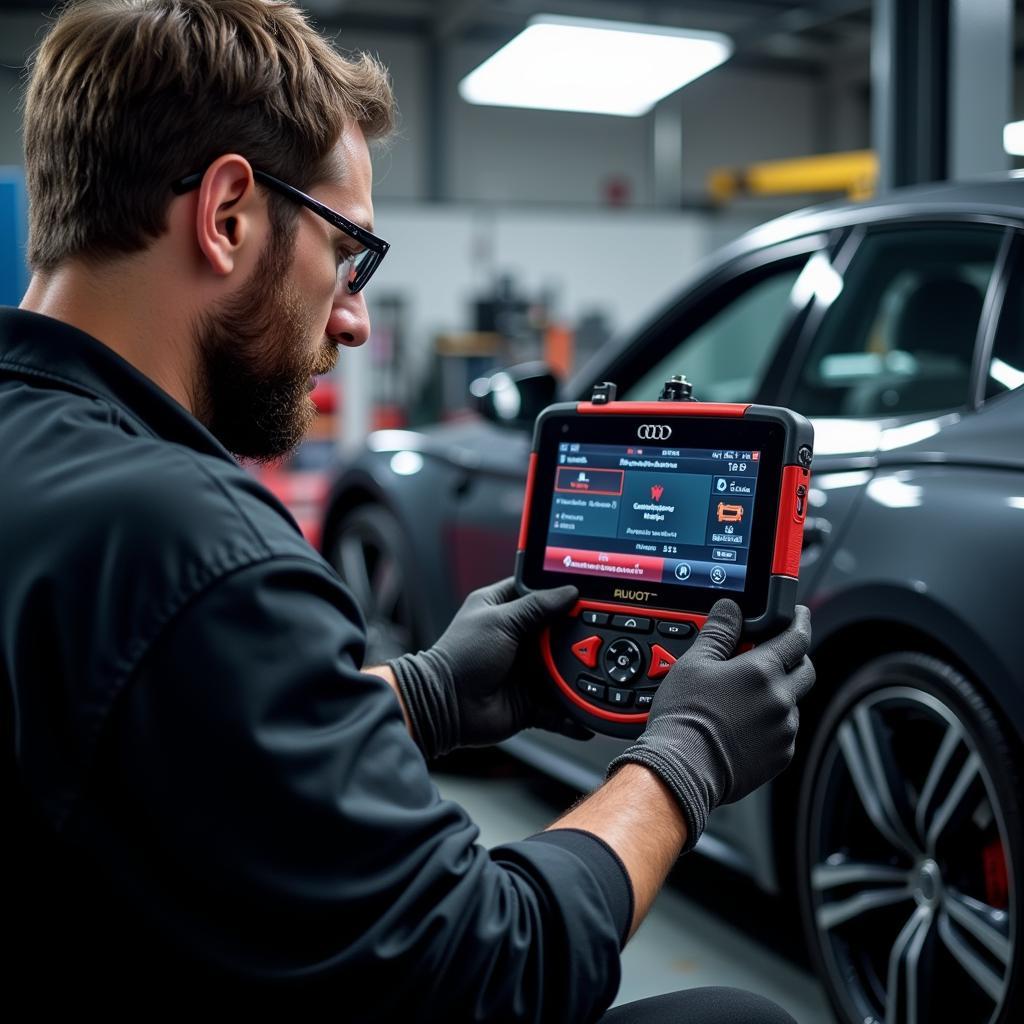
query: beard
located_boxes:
[193,228,338,463]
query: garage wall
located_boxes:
[0,13,40,167]
[374,201,716,387]
[445,38,655,206]
[340,29,428,201]
[373,33,862,207]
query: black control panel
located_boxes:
[544,606,704,737]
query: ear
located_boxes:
[192,155,266,277]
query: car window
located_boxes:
[789,225,1003,417]
[621,261,807,403]
[985,238,1024,400]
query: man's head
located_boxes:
[23,0,395,460]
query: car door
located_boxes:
[778,220,1009,596]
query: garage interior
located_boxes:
[3,2,1023,1022]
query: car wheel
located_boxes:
[797,652,1021,1024]
[326,503,420,663]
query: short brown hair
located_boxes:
[23,0,395,271]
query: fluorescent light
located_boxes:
[1004,120,1024,155]
[459,15,732,117]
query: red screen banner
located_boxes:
[543,546,665,582]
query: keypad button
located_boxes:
[604,638,643,684]
[656,620,693,639]
[611,615,652,633]
[576,676,606,701]
[647,643,677,680]
[634,690,657,710]
[571,635,602,669]
[580,610,610,626]
[607,687,635,708]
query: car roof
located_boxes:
[740,174,1024,252]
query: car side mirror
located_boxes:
[470,362,559,429]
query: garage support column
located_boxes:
[426,37,450,202]
[872,0,1012,192]
[947,0,1012,181]
[872,0,949,191]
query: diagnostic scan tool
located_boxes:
[515,377,814,738]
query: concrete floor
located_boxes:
[432,753,836,1024]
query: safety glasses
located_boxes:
[171,167,389,293]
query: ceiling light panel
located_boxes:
[459,15,733,117]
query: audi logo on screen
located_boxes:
[638,424,672,440]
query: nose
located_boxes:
[326,288,370,347]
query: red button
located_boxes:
[571,636,602,669]
[648,644,676,680]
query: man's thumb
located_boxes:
[689,598,743,661]
[511,585,579,627]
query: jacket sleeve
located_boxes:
[86,555,631,1022]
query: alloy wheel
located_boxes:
[329,504,418,663]
[800,666,1018,1024]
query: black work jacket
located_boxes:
[0,308,630,1019]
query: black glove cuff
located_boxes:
[388,649,460,760]
[606,747,708,854]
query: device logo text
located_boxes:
[613,588,658,602]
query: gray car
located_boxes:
[321,176,1024,1024]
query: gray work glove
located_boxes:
[607,599,814,852]
[389,577,591,759]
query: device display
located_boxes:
[543,441,763,595]
[514,379,813,738]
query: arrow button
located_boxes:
[647,643,677,680]
[571,635,602,669]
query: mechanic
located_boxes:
[0,2,815,1020]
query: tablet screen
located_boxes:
[543,441,760,594]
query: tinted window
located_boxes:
[985,239,1024,400]
[789,226,1003,417]
[622,261,807,403]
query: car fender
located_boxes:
[805,463,1024,739]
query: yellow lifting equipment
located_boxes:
[708,150,878,204]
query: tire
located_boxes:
[325,503,421,664]
[796,652,1022,1024]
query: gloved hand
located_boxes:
[607,599,814,852]
[389,577,590,759]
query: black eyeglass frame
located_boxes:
[171,167,389,293]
